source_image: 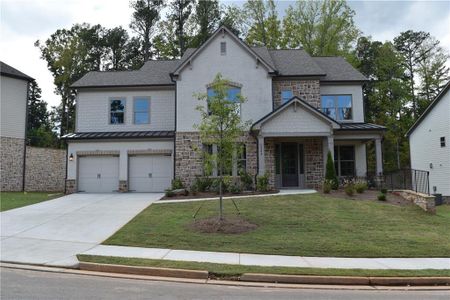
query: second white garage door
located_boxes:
[128,155,172,192]
[78,156,119,193]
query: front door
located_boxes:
[281,143,298,187]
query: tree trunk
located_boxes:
[219,175,223,220]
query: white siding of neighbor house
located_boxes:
[0,75,28,138]
[320,84,364,123]
[76,88,175,132]
[409,91,450,196]
[260,104,333,135]
[67,140,174,181]
[176,32,273,132]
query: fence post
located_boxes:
[414,170,417,193]
[427,172,430,195]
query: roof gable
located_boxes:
[406,81,450,137]
[0,61,33,81]
[171,26,277,76]
[252,96,340,131]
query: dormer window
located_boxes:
[321,95,352,121]
[220,42,226,55]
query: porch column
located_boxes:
[375,138,383,176]
[327,135,334,159]
[258,135,265,175]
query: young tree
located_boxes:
[325,151,338,190]
[195,74,250,219]
[129,0,164,61]
[191,0,221,48]
[281,0,360,56]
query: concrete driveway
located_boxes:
[0,193,161,267]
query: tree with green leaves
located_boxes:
[169,0,194,56]
[325,151,338,190]
[129,0,164,61]
[219,4,246,37]
[104,27,130,70]
[281,0,360,56]
[190,0,221,48]
[244,0,282,48]
[195,74,250,219]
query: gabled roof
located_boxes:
[0,61,33,81]
[406,81,450,137]
[313,57,368,82]
[251,96,341,131]
[269,49,325,77]
[71,60,178,88]
[171,26,277,76]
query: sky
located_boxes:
[1,0,449,108]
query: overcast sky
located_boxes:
[1,0,449,108]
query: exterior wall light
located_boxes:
[69,153,74,161]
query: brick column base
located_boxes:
[119,180,128,192]
[65,179,76,194]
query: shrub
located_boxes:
[381,188,388,194]
[239,171,253,191]
[354,180,368,193]
[344,180,355,196]
[325,151,339,190]
[378,193,386,201]
[322,179,332,194]
[193,176,212,192]
[165,189,174,197]
[189,183,198,195]
[256,173,270,192]
[171,178,184,190]
[210,177,231,194]
[229,182,242,194]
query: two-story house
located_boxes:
[64,26,385,193]
[1,61,33,191]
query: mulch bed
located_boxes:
[320,189,411,206]
[188,216,258,234]
[161,190,279,200]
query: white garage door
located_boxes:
[129,155,172,192]
[78,156,119,193]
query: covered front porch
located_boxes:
[251,97,385,189]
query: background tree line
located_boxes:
[33,0,449,173]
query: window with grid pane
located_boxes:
[334,145,355,177]
[134,98,150,124]
[321,95,352,120]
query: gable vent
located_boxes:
[220,42,226,55]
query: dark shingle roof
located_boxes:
[62,130,175,140]
[338,123,386,131]
[313,57,367,82]
[71,60,179,88]
[269,49,326,76]
[0,61,33,81]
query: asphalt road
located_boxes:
[1,268,449,300]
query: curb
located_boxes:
[240,273,450,286]
[79,262,208,280]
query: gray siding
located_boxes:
[0,75,27,138]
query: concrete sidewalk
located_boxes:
[82,245,450,270]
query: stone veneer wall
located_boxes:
[394,190,436,214]
[65,179,76,194]
[24,146,66,192]
[273,80,321,109]
[1,136,25,191]
[175,132,258,188]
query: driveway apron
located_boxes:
[0,193,161,267]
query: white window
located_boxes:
[281,90,293,104]
[321,95,353,121]
[207,86,242,115]
[220,42,226,55]
[134,97,150,124]
[110,98,125,124]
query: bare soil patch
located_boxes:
[188,216,258,234]
[320,189,411,206]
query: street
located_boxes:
[1,268,449,300]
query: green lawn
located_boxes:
[0,192,63,212]
[104,194,450,258]
[78,255,450,278]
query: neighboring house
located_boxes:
[64,26,385,193]
[407,82,450,200]
[0,61,33,191]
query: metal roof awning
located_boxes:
[337,123,386,131]
[62,131,175,140]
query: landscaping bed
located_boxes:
[320,189,411,206]
[77,255,450,279]
[161,190,278,200]
[0,192,63,212]
[104,194,450,257]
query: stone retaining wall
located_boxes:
[394,190,436,214]
[0,136,25,191]
[25,146,66,192]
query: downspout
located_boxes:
[22,80,31,192]
[64,141,68,194]
[170,73,177,180]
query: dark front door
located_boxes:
[281,143,298,187]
